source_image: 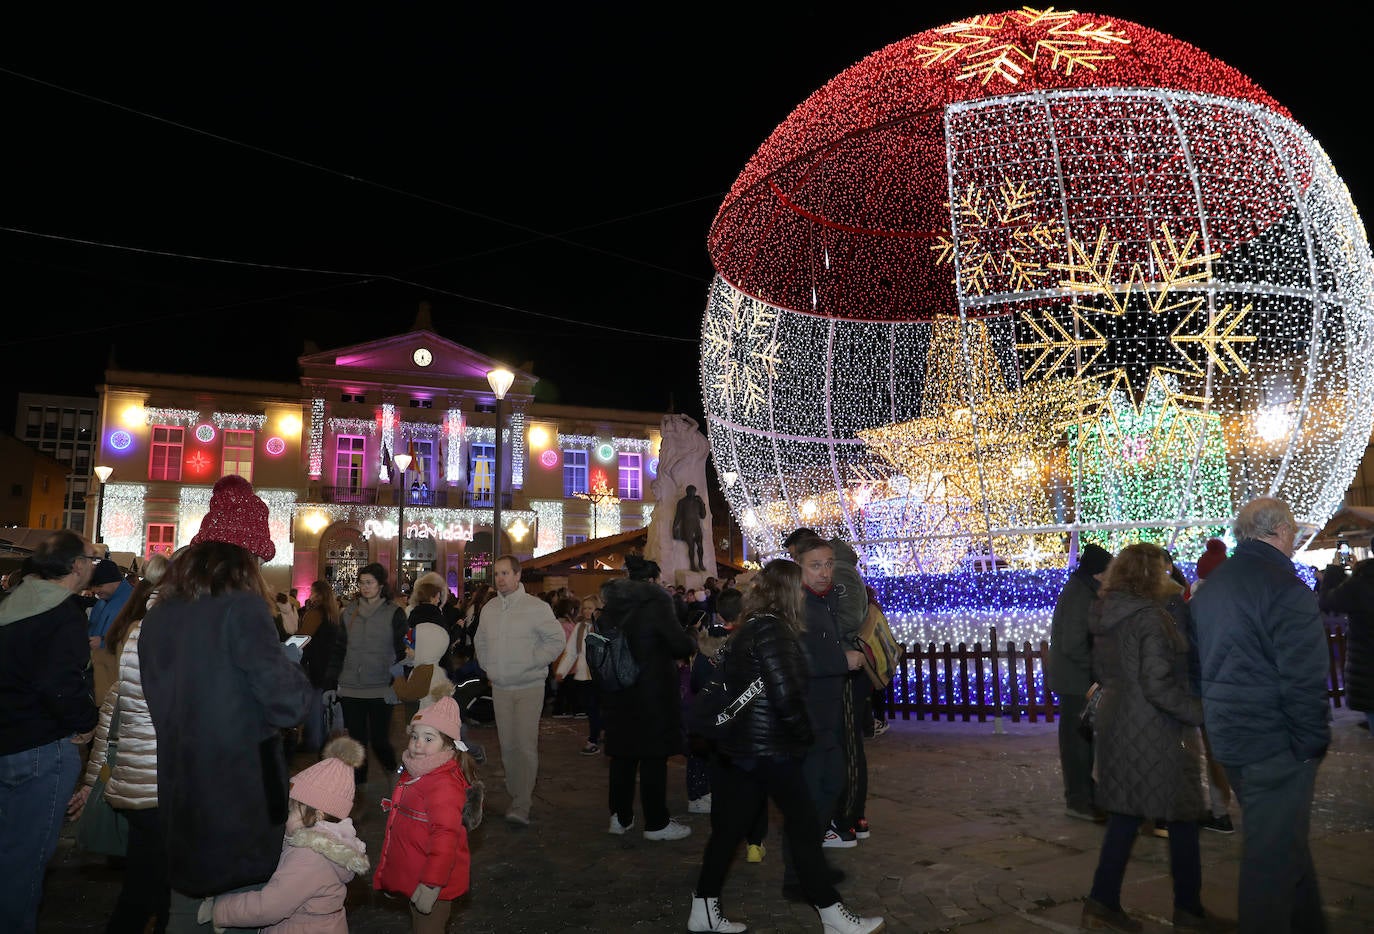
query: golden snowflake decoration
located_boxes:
[915,6,1130,86]
[932,179,1064,296]
[702,289,781,419]
[1051,224,1219,316]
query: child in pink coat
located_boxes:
[197,737,370,933]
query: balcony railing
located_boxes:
[323,486,376,505]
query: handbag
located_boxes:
[1077,682,1102,742]
[76,706,130,857]
[685,647,765,747]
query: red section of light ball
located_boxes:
[708,9,1292,323]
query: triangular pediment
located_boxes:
[299,330,536,388]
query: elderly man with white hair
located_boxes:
[1190,497,1330,933]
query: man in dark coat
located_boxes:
[1048,542,1112,821]
[600,556,696,840]
[780,537,864,900]
[1320,557,1374,722]
[0,531,99,934]
[1191,497,1330,932]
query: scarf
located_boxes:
[402,747,456,780]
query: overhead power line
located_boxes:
[0,65,713,282]
[0,224,698,344]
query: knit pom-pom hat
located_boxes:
[190,475,276,561]
[410,696,466,749]
[290,736,365,819]
[1195,538,1229,580]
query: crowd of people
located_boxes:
[3,485,1364,933]
[1049,496,1355,933]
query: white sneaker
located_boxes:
[821,828,857,849]
[609,813,634,835]
[688,793,713,814]
[643,818,692,841]
[817,901,884,933]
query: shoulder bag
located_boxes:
[76,703,130,857]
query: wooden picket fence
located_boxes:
[882,624,1351,722]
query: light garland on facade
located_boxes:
[530,500,564,557]
[100,483,148,556]
[702,9,1374,574]
[211,412,266,431]
[613,437,655,454]
[445,408,464,483]
[294,501,536,534]
[379,404,396,482]
[557,433,599,450]
[326,417,376,436]
[143,408,200,427]
[642,503,655,523]
[308,399,325,478]
[398,420,444,439]
[510,408,526,488]
[462,426,510,444]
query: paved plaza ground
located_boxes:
[40,705,1374,933]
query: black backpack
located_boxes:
[585,618,639,692]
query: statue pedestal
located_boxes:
[673,569,709,591]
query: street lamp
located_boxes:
[486,367,514,561]
[393,453,412,587]
[93,465,113,544]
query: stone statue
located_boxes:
[644,413,716,583]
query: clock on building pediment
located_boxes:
[413,348,433,367]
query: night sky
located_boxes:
[2,4,1365,432]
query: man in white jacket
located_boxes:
[473,555,565,825]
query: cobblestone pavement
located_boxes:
[40,706,1374,933]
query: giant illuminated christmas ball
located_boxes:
[702,7,1374,573]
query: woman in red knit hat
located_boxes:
[138,475,316,928]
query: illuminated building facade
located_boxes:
[93,320,662,596]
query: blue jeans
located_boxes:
[0,738,83,934]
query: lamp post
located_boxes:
[394,453,412,587]
[93,465,113,545]
[486,367,514,561]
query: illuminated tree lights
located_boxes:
[702,8,1374,592]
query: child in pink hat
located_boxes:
[374,696,484,931]
[198,737,370,933]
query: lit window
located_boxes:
[335,436,366,492]
[222,430,255,481]
[617,453,642,501]
[563,449,588,497]
[469,443,494,506]
[146,523,176,560]
[150,426,184,481]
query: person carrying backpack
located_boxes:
[599,556,696,841]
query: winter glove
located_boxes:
[322,689,338,707]
[389,660,409,679]
[410,883,441,914]
[196,897,225,931]
[283,641,303,664]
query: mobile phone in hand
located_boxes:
[286,634,311,650]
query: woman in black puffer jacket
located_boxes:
[687,559,882,934]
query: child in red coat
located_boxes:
[374,696,484,932]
